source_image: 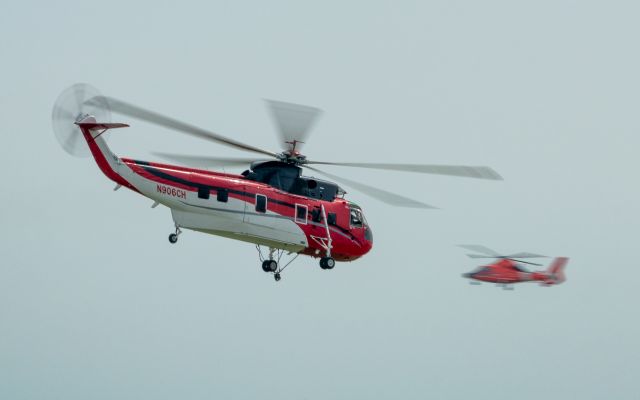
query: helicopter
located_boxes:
[52,83,503,281]
[459,245,569,289]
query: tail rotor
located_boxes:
[52,83,111,157]
[545,257,569,284]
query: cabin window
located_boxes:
[217,188,228,203]
[327,212,337,225]
[295,204,308,224]
[255,194,267,213]
[198,186,210,199]
[311,207,322,223]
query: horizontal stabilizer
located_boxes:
[75,122,130,130]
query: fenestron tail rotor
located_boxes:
[52,83,111,157]
[458,245,547,266]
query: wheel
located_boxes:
[274,273,281,282]
[325,257,335,269]
[261,260,277,273]
[168,233,178,244]
[320,257,335,270]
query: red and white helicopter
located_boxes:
[52,83,503,281]
[459,245,569,289]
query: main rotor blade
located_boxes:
[86,96,278,158]
[509,259,543,266]
[466,254,543,266]
[465,254,498,259]
[306,166,437,209]
[266,99,322,152]
[458,245,501,256]
[152,152,264,169]
[306,161,503,180]
[505,252,547,259]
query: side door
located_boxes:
[243,187,274,230]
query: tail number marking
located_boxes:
[157,184,187,199]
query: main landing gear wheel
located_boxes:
[168,226,182,244]
[261,260,277,273]
[320,257,336,270]
[256,246,300,282]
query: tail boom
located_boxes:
[76,118,139,193]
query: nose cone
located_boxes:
[364,226,373,243]
[461,272,473,279]
[360,236,373,256]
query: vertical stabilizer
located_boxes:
[546,257,569,284]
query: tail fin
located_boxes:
[546,257,569,284]
[76,117,135,190]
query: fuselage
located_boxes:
[463,259,554,284]
[80,120,373,262]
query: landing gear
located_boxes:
[261,260,278,272]
[168,226,182,244]
[314,205,336,271]
[256,246,299,282]
[320,257,335,270]
[497,283,514,290]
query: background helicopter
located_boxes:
[52,83,503,281]
[459,245,569,289]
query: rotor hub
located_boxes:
[277,150,308,165]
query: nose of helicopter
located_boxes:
[461,272,473,279]
[358,235,373,257]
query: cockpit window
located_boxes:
[513,264,530,273]
[349,206,364,228]
[471,266,492,275]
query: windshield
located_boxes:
[349,204,372,242]
[349,206,364,227]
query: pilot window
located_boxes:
[217,188,228,203]
[350,207,364,228]
[255,194,267,213]
[295,204,308,224]
[198,186,210,200]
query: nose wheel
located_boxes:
[319,257,335,270]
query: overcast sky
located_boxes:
[2,1,639,399]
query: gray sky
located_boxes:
[2,1,639,399]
